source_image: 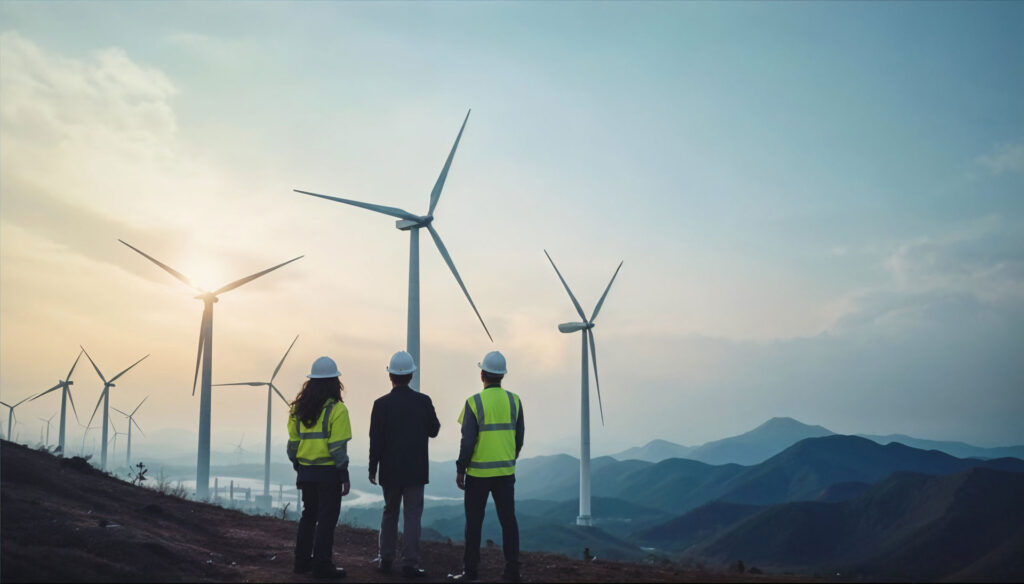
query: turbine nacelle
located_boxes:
[558,322,592,333]
[395,216,434,231]
[194,292,220,303]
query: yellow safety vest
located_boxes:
[288,398,352,467]
[458,386,521,478]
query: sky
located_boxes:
[1,1,1022,467]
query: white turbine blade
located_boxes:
[270,383,290,406]
[109,354,149,383]
[427,109,471,217]
[294,189,421,222]
[130,395,149,417]
[543,250,587,321]
[66,349,84,382]
[13,394,34,408]
[192,318,206,397]
[132,418,146,437]
[87,387,108,428]
[212,255,303,296]
[0,401,9,408]
[30,383,63,401]
[587,328,605,426]
[558,322,587,333]
[112,406,129,417]
[65,387,80,423]
[271,335,299,383]
[80,347,108,384]
[426,224,493,342]
[212,382,267,387]
[590,261,623,322]
[119,239,198,291]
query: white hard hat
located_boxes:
[387,351,418,375]
[478,350,507,375]
[307,356,342,379]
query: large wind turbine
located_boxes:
[213,334,297,499]
[1,395,33,441]
[112,396,147,470]
[119,240,302,499]
[544,250,623,527]
[30,350,84,455]
[294,110,491,391]
[83,348,148,470]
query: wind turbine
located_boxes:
[213,334,297,498]
[108,419,128,466]
[78,420,100,457]
[112,396,147,470]
[294,110,492,391]
[39,412,57,447]
[119,239,302,499]
[544,250,623,527]
[232,434,249,465]
[30,350,84,455]
[1,395,33,441]
[83,347,149,470]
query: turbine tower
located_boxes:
[213,334,297,499]
[1,395,33,441]
[112,396,147,470]
[39,412,57,447]
[119,239,302,499]
[108,419,128,465]
[544,250,623,527]
[294,110,491,391]
[30,350,84,455]
[83,348,149,470]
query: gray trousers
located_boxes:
[378,484,425,567]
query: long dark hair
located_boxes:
[291,377,344,427]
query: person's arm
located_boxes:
[328,404,352,488]
[425,396,441,438]
[286,410,300,467]
[368,400,382,482]
[456,401,478,474]
[515,400,525,459]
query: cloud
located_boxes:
[976,142,1024,175]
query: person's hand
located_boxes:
[341,481,351,497]
[456,472,466,491]
[369,471,377,486]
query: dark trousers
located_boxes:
[379,484,425,567]
[464,474,519,574]
[295,481,343,569]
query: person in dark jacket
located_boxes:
[287,356,351,579]
[369,351,441,578]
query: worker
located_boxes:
[369,350,441,577]
[448,350,524,583]
[287,356,351,579]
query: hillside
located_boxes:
[0,441,804,583]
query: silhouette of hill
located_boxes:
[686,418,835,466]
[637,501,765,551]
[611,439,693,463]
[856,433,1024,461]
[0,440,809,582]
[684,467,1024,581]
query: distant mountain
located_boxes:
[858,433,1024,461]
[686,417,835,466]
[611,439,693,463]
[684,467,1024,581]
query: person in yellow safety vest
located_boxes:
[448,351,524,583]
[287,356,351,580]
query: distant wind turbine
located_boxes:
[83,347,149,470]
[30,350,84,455]
[108,418,129,466]
[213,334,297,498]
[544,250,623,527]
[232,434,250,465]
[119,239,302,499]
[1,395,34,441]
[39,412,57,446]
[294,110,491,391]
[77,420,100,457]
[112,396,147,470]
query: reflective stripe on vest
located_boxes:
[292,400,350,467]
[465,387,520,477]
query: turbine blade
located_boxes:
[66,349,84,382]
[80,347,108,384]
[132,418,146,437]
[30,383,63,401]
[543,250,587,321]
[212,382,267,387]
[131,395,149,416]
[66,386,80,423]
[87,388,107,428]
[193,317,206,397]
[428,109,470,216]
[119,239,198,291]
[212,255,303,296]
[590,261,623,322]
[271,384,290,407]
[271,335,299,383]
[109,354,149,383]
[426,224,493,342]
[111,407,129,417]
[587,328,605,426]
[293,189,420,222]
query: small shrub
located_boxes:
[130,462,149,486]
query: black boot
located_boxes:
[313,564,346,579]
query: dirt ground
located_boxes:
[1,440,815,582]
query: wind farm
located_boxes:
[82,348,149,470]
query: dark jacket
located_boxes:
[369,385,441,488]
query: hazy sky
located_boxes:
[1,1,1022,464]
